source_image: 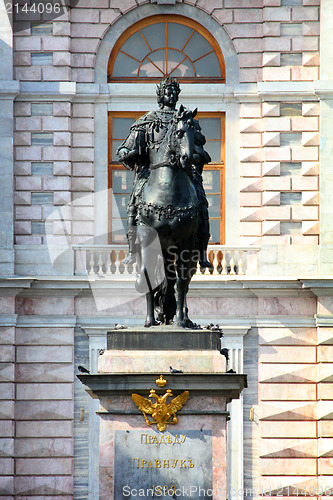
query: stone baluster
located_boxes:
[106,250,112,276]
[114,249,121,275]
[221,252,228,275]
[97,250,103,274]
[212,249,219,275]
[229,251,236,275]
[88,249,95,275]
[238,251,245,275]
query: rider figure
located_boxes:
[117,77,212,268]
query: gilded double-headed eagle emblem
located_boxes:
[132,386,189,432]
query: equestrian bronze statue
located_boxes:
[117,78,212,327]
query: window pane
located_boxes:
[112,140,124,160]
[121,31,150,60]
[198,118,221,140]
[168,23,194,51]
[141,23,166,51]
[195,52,221,77]
[209,219,220,243]
[112,118,135,140]
[113,52,139,77]
[112,194,129,219]
[112,170,135,193]
[168,50,194,78]
[139,50,166,77]
[111,219,127,243]
[204,141,221,162]
[183,31,213,60]
[202,170,220,193]
[206,194,221,218]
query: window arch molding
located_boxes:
[94,3,239,86]
[107,15,225,82]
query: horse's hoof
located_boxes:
[144,319,159,328]
[174,320,186,328]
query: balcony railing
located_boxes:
[73,245,260,277]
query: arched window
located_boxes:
[108,16,225,244]
[108,15,225,82]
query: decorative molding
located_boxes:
[0,314,18,326]
[16,81,77,101]
[316,314,333,327]
[16,315,77,327]
[0,80,20,99]
[314,80,333,100]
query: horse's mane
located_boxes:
[160,107,195,165]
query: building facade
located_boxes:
[1,0,333,498]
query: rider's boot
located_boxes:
[122,229,137,265]
[199,248,213,269]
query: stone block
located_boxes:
[291,146,318,162]
[0,419,14,437]
[291,116,318,131]
[53,21,71,36]
[303,53,320,66]
[72,68,94,83]
[240,68,263,83]
[264,37,291,51]
[72,221,94,235]
[291,206,318,221]
[14,132,31,146]
[262,162,280,176]
[15,176,41,191]
[302,132,319,147]
[15,67,43,81]
[292,5,319,21]
[259,363,317,384]
[72,117,94,132]
[240,103,261,119]
[71,177,94,192]
[264,147,291,162]
[72,53,95,68]
[14,221,32,235]
[264,6,291,21]
[14,52,31,66]
[241,163,261,177]
[318,346,333,363]
[262,102,280,117]
[262,221,280,235]
[319,421,333,438]
[261,457,316,475]
[53,132,71,147]
[53,52,71,66]
[260,383,316,401]
[240,222,262,236]
[53,102,71,117]
[72,133,93,148]
[15,476,73,496]
[240,177,263,192]
[240,119,263,133]
[292,65,319,83]
[319,384,333,400]
[263,117,290,132]
[260,421,316,438]
[263,21,280,36]
[240,148,264,162]
[15,102,31,117]
[263,52,280,67]
[263,206,290,220]
[71,148,94,162]
[234,8,263,22]
[263,67,291,81]
[15,206,42,220]
[16,383,72,400]
[303,21,320,36]
[292,176,318,191]
[15,36,41,51]
[240,207,262,222]
[292,36,319,52]
[14,191,32,206]
[0,383,14,400]
[319,458,333,475]
[42,116,70,131]
[259,327,316,346]
[226,23,263,39]
[71,38,99,53]
[238,53,262,68]
[262,192,280,205]
[16,346,73,364]
[212,9,234,24]
[16,420,72,438]
[16,117,41,131]
[240,192,262,206]
[73,103,94,118]
[43,147,71,161]
[71,23,107,38]
[54,192,71,205]
[233,38,263,53]
[72,163,94,177]
[241,133,261,148]
[260,345,316,363]
[16,457,72,475]
[70,8,100,23]
[42,66,71,81]
[42,37,70,51]
[0,457,14,475]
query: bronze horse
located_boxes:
[135,106,201,327]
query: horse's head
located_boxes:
[172,105,197,173]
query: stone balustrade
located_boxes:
[72,245,260,277]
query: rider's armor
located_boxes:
[117,108,212,268]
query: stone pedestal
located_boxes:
[78,328,247,499]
